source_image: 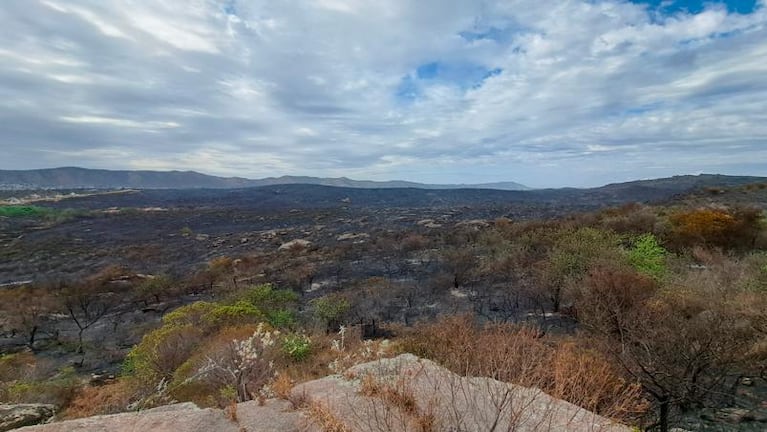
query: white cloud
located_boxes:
[0,0,765,187]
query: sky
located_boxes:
[1,0,766,188]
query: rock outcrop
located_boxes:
[14,355,631,432]
[278,239,311,251]
[292,354,631,432]
[0,404,55,431]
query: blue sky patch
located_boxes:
[223,0,237,16]
[397,62,503,102]
[630,0,760,15]
[459,26,511,43]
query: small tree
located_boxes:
[57,281,116,358]
[137,275,174,304]
[312,294,350,332]
[441,247,478,289]
[543,227,620,312]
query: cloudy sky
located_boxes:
[1,0,766,187]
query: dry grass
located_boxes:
[359,373,438,432]
[62,380,136,419]
[359,375,418,416]
[271,372,295,400]
[224,399,238,422]
[309,402,352,432]
[398,315,649,424]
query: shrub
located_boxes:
[137,275,174,303]
[245,284,299,312]
[628,233,667,280]
[123,324,203,386]
[399,315,648,424]
[267,309,297,329]
[188,323,279,402]
[542,227,622,311]
[203,301,263,327]
[311,294,350,331]
[0,352,36,382]
[63,380,136,419]
[668,206,764,250]
[169,324,264,407]
[162,301,218,327]
[574,267,658,338]
[282,333,312,361]
[1,366,79,407]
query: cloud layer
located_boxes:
[1,0,766,187]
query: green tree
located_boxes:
[628,233,667,280]
[311,294,350,332]
[544,227,620,312]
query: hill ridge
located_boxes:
[0,167,529,191]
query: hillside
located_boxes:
[0,168,529,191]
[1,174,767,432]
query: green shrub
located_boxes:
[162,301,218,327]
[282,333,311,361]
[245,284,299,311]
[267,309,297,329]
[311,294,350,329]
[628,233,667,280]
[203,301,263,327]
[2,366,79,406]
[123,324,203,385]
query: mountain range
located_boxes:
[0,167,530,191]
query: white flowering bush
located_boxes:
[327,326,392,374]
[193,323,279,402]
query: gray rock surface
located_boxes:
[0,404,56,431]
[15,400,307,432]
[292,353,632,432]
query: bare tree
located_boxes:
[0,285,56,350]
[57,280,117,360]
[576,266,766,431]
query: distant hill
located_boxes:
[28,174,767,213]
[0,167,530,191]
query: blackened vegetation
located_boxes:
[1,176,766,431]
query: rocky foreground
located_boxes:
[10,354,630,432]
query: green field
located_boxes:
[0,205,51,218]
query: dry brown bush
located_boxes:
[573,255,767,431]
[309,401,353,432]
[271,372,295,400]
[398,315,649,425]
[62,380,136,419]
[0,351,37,382]
[600,204,659,235]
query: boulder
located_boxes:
[336,233,370,242]
[0,404,56,431]
[292,354,631,432]
[278,239,311,251]
[16,401,307,432]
